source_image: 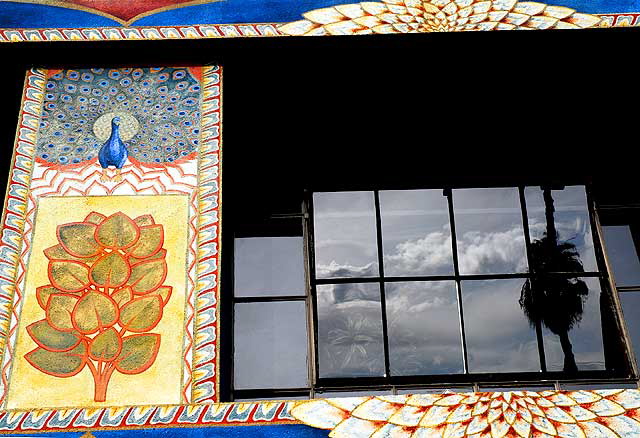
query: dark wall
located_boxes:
[0,28,638,217]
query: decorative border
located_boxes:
[192,65,222,403]
[0,13,638,42]
[0,401,297,432]
[0,24,283,42]
[0,68,44,402]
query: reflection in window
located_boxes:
[601,222,640,369]
[234,237,305,297]
[602,225,640,287]
[462,279,540,373]
[317,283,385,378]
[380,190,453,276]
[313,192,379,279]
[238,185,631,401]
[386,281,463,375]
[453,188,528,275]
[539,277,606,371]
[525,186,597,272]
[234,302,309,389]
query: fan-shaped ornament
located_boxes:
[36,67,202,181]
[291,389,640,437]
[278,0,601,35]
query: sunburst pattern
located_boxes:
[278,0,601,36]
[292,389,640,437]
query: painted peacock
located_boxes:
[36,67,202,181]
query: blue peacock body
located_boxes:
[36,67,202,167]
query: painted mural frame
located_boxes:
[0,66,305,434]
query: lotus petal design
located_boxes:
[278,0,601,35]
[291,389,640,437]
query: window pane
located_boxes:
[234,237,305,297]
[602,226,640,287]
[462,279,540,373]
[234,302,309,389]
[541,277,606,372]
[317,283,385,378]
[380,190,453,276]
[313,192,379,279]
[618,293,640,366]
[453,188,527,275]
[525,186,597,273]
[386,281,463,375]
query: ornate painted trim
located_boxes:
[292,389,640,437]
[0,401,297,431]
[0,12,637,42]
[0,68,44,403]
[0,24,283,42]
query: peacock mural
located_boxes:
[36,67,202,181]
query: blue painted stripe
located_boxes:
[1,424,328,438]
[1,0,639,30]
[0,3,119,27]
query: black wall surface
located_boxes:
[0,28,638,204]
[0,28,639,401]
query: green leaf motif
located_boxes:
[128,259,167,294]
[46,294,78,332]
[89,328,122,361]
[49,260,91,293]
[36,285,74,310]
[115,334,160,375]
[133,214,155,226]
[84,211,106,225]
[25,342,86,377]
[57,222,101,258]
[128,225,163,259]
[72,291,119,334]
[26,319,81,352]
[95,212,140,249]
[90,252,130,288]
[119,296,162,332]
[129,248,166,266]
[111,286,133,308]
[44,244,99,263]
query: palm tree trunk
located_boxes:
[543,188,557,244]
[558,330,578,373]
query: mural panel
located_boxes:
[0,0,638,41]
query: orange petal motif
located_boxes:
[278,0,601,36]
[291,390,640,437]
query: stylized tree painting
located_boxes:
[24,211,171,402]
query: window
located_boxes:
[599,205,640,372]
[226,184,634,401]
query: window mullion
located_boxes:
[519,186,547,373]
[305,193,321,393]
[374,190,392,379]
[446,188,469,374]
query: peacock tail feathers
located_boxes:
[36,67,202,166]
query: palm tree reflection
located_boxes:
[520,188,588,373]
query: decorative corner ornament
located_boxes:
[278,0,601,35]
[291,389,640,437]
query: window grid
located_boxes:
[228,185,638,402]
[308,185,631,391]
[231,228,312,401]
